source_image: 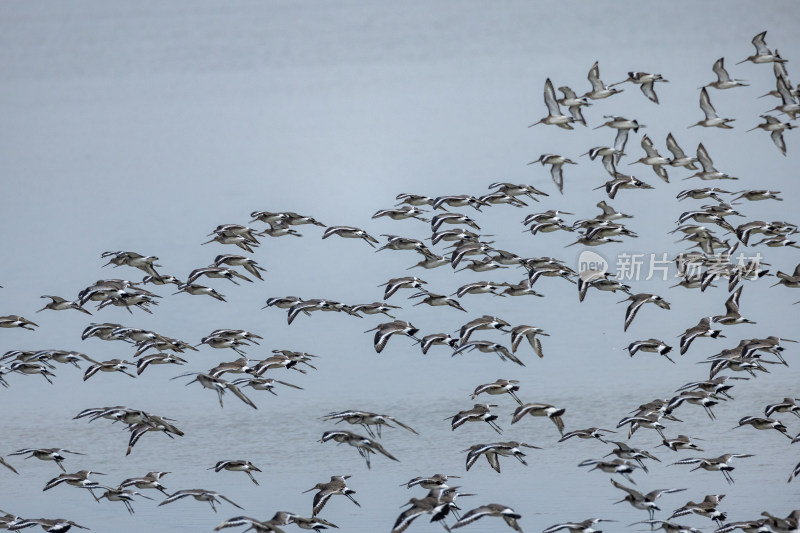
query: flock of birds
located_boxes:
[2,30,800,533]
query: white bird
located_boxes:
[529,78,574,129]
[321,226,379,247]
[737,31,787,65]
[158,488,243,513]
[543,518,617,533]
[686,144,737,181]
[511,402,566,435]
[37,295,92,315]
[702,57,748,89]
[557,85,592,125]
[748,115,795,156]
[508,325,548,357]
[767,76,800,119]
[666,133,698,169]
[612,71,668,103]
[631,134,670,182]
[451,503,523,532]
[690,88,734,129]
[584,61,623,100]
[529,154,577,194]
[619,293,671,332]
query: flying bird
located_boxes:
[612,71,669,103]
[529,78,574,129]
[690,88,734,129]
[703,57,748,90]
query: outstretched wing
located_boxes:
[385,416,419,435]
[226,383,258,410]
[217,493,244,510]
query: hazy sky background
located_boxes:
[1,2,798,532]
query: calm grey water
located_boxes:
[1,2,799,532]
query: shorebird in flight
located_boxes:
[159,488,243,513]
[529,78,574,129]
[450,503,523,532]
[748,114,794,155]
[619,293,671,332]
[303,475,360,516]
[737,31,787,65]
[690,88,734,129]
[584,61,624,100]
[612,71,669,103]
[670,454,753,484]
[702,58,748,90]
